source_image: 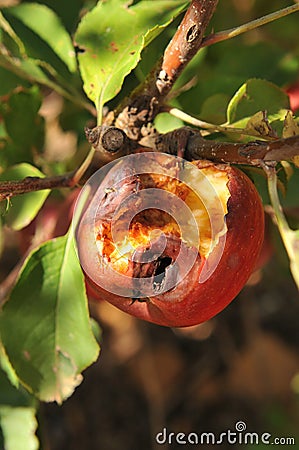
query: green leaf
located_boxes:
[26,0,87,34]
[198,93,230,125]
[155,111,184,133]
[75,0,188,113]
[0,406,39,450]
[0,365,38,449]
[0,368,35,408]
[0,66,30,95]
[3,3,76,73]
[0,86,45,166]
[0,342,19,389]
[0,54,49,86]
[5,84,42,144]
[0,232,100,403]
[0,163,50,230]
[227,78,290,125]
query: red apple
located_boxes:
[75,153,264,327]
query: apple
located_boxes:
[75,153,264,327]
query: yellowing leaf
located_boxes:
[282,111,299,166]
[283,110,299,138]
[293,156,299,168]
[0,407,39,450]
[245,110,277,138]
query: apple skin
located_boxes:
[80,160,264,327]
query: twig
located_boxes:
[0,143,97,201]
[0,172,76,202]
[167,107,276,140]
[152,127,299,165]
[201,3,299,48]
[156,0,219,96]
[1,125,299,198]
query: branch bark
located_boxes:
[0,172,76,202]
[112,0,218,141]
[2,2,299,201]
[153,127,299,165]
[157,0,219,96]
[1,127,299,200]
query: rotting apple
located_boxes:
[74,152,264,327]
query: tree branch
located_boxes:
[0,172,76,202]
[149,127,299,165]
[2,126,299,200]
[156,0,219,96]
[112,0,218,141]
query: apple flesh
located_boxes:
[76,155,264,327]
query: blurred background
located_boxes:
[42,268,299,450]
[0,0,299,449]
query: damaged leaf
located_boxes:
[283,111,299,167]
[0,232,100,403]
[245,110,277,139]
[75,0,188,118]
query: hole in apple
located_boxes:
[154,256,172,276]
[153,255,173,294]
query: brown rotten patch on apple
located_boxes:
[76,153,264,327]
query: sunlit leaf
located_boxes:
[227,78,290,127]
[0,343,19,389]
[0,233,100,403]
[75,0,188,113]
[155,111,184,133]
[3,3,76,72]
[0,406,39,450]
